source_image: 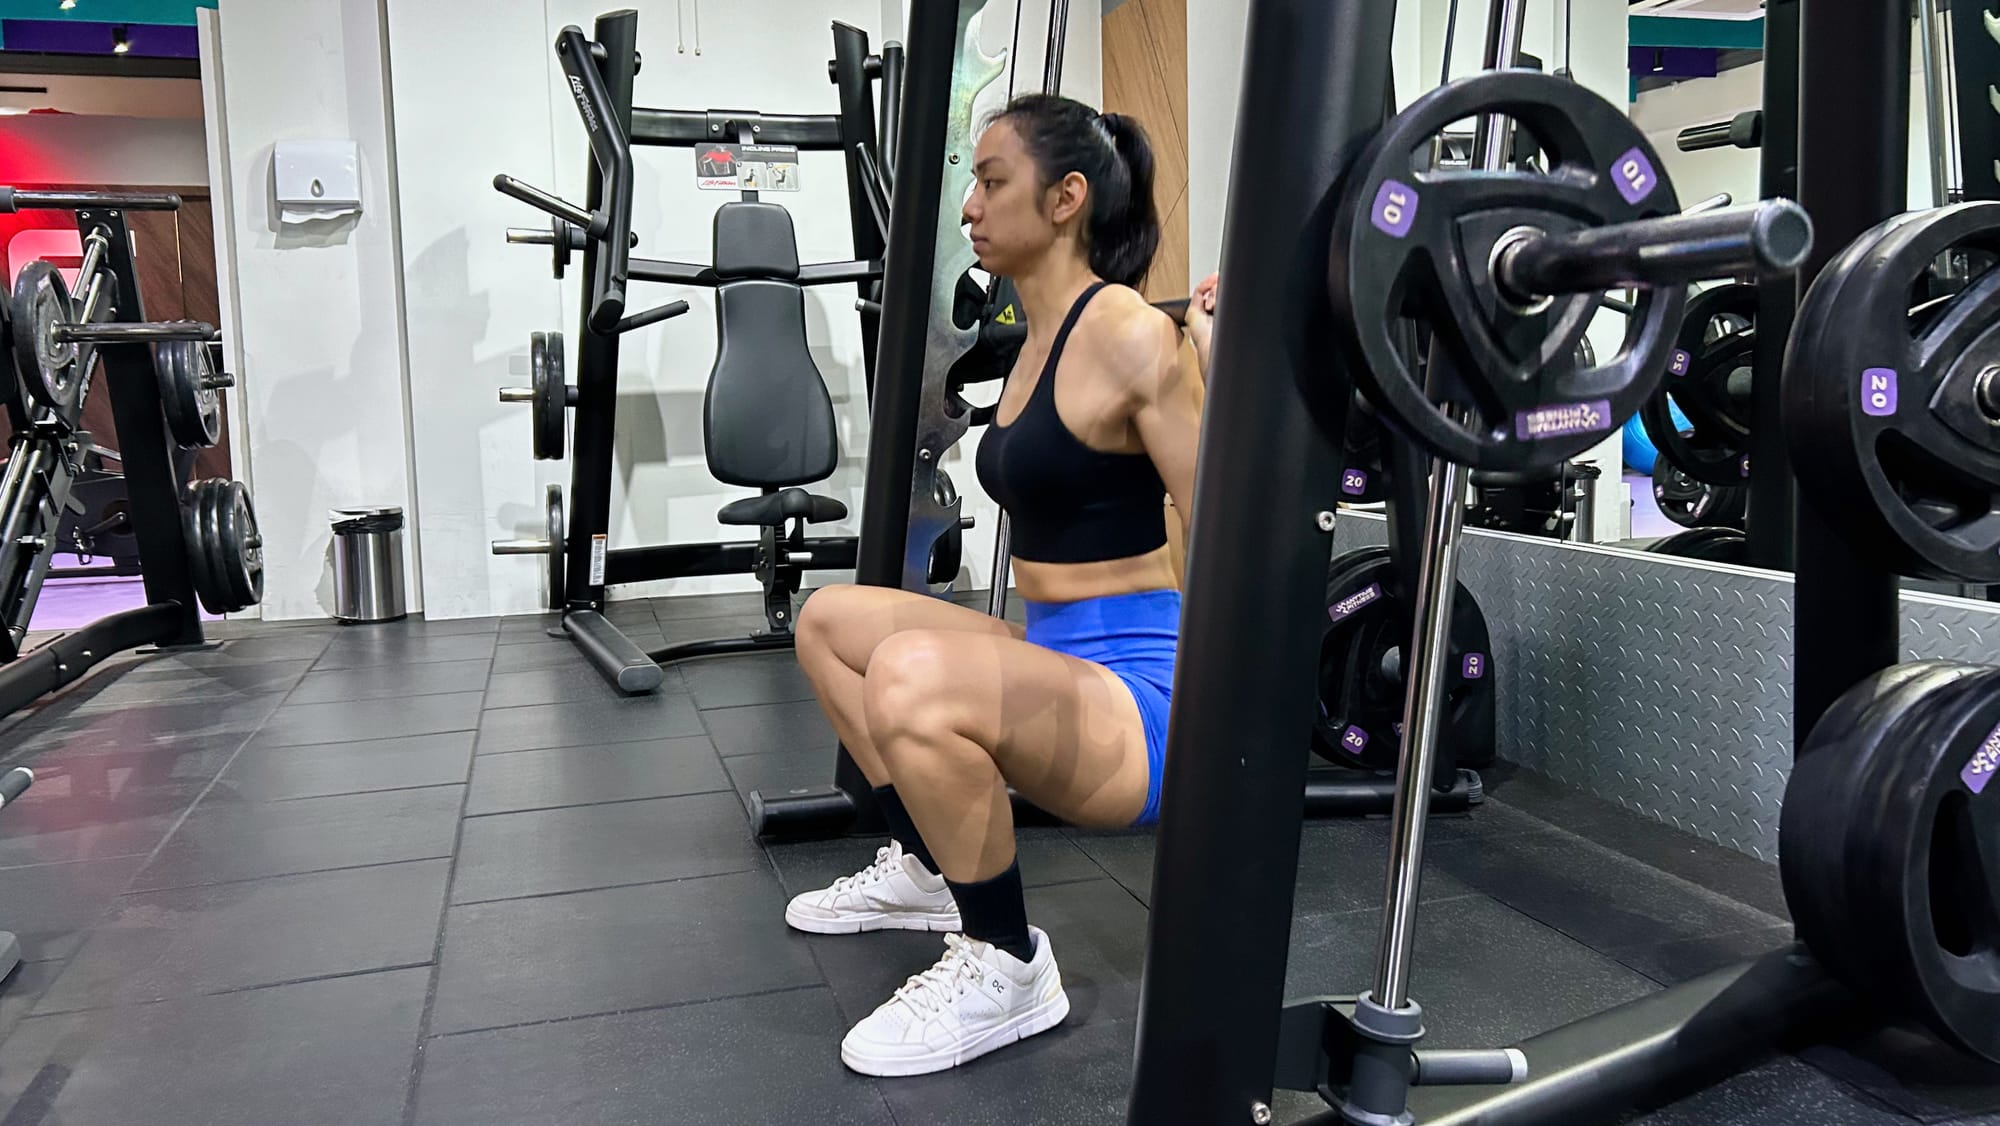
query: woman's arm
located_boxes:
[1183,273,1220,374]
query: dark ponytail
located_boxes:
[990,94,1161,290]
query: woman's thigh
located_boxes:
[865,629,1151,830]
[798,584,1022,674]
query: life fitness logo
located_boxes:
[570,76,599,134]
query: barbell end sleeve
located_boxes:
[492,539,553,555]
[1685,192,1732,214]
[499,388,534,403]
[0,187,16,214]
[957,516,975,530]
[1495,199,1814,302]
[856,298,883,316]
[507,228,557,246]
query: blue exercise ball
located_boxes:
[1623,400,1690,474]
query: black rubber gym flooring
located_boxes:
[0,590,1995,1125]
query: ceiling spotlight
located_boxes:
[112,25,129,54]
[59,0,76,10]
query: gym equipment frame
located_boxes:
[1125,2,1916,1124]
[0,194,222,721]
[494,13,900,693]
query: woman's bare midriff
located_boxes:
[1009,544,1180,605]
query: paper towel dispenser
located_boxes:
[272,140,362,223]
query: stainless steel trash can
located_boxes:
[331,507,407,623]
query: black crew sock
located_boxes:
[872,786,941,875]
[946,862,1036,964]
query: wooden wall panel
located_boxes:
[1101,0,1189,301]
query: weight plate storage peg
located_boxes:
[156,339,225,449]
[544,484,566,613]
[1786,202,2000,583]
[1313,547,1495,775]
[1639,283,1757,487]
[1328,71,1686,472]
[11,260,82,427]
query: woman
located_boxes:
[785,93,1217,1077]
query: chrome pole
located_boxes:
[1371,0,1528,1014]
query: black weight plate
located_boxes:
[544,331,568,462]
[1312,548,1495,776]
[11,261,80,426]
[1647,526,1749,563]
[1782,663,1976,991]
[928,470,962,585]
[157,340,223,449]
[186,478,229,615]
[1786,202,2000,583]
[1652,456,1746,529]
[1845,666,2000,1060]
[179,497,206,615]
[1641,283,1758,486]
[214,480,263,611]
[545,483,565,613]
[1328,70,1685,472]
[1340,394,1390,504]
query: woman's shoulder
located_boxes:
[1079,283,1177,349]
[1074,283,1181,400]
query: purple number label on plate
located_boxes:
[1328,583,1383,624]
[1612,147,1659,205]
[1963,720,2000,794]
[1668,349,1691,377]
[1462,653,1486,680]
[1393,721,1404,737]
[1515,400,1613,441]
[1371,180,1419,238]
[1342,726,1370,753]
[1341,469,1369,496]
[1741,455,1751,478]
[1862,368,1898,417]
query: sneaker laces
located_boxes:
[891,934,989,1017]
[829,844,901,894]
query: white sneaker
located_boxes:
[784,840,962,935]
[839,926,1071,1077]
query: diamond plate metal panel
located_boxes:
[1330,513,2000,861]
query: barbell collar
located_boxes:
[54,320,220,345]
[1492,199,1812,303]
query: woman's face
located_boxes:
[962,120,1085,278]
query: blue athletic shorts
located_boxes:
[1021,589,1181,827]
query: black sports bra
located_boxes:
[974,282,1168,565]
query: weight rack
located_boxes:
[496,12,899,694]
[0,190,220,721]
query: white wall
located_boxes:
[0,115,209,186]
[389,0,1100,619]
[205,0,418,621]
